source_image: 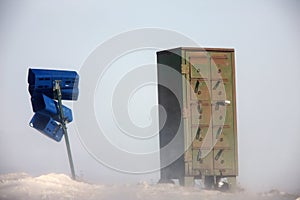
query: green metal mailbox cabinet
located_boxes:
[157,47,238,188]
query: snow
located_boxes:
[0,173,299,200]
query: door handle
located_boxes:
[215,101,225,110]
[215,100,231,110]
[213,79,221,90]
[197,149,202,161]
[194,80,199,93]
[197,101,203,113]
[196,126,201,140]
[216,127,222,139]
[215,149,223,161]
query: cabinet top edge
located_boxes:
[157,47,235,54]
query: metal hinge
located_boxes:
[181,64,189,74]
[182,107,190,118]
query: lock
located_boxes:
[215,149,224,161]
[194,80,200,93]
[196,126,201,140]
[213,79,221,90]
[216,127,222,139]
[197,149,202,161]
[197,101,203,113]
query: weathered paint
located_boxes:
[157,47,238,188]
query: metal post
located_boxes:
[54,80,76,180]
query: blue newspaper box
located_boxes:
[29,86,79,101]
[31,94,73,123]
[29,113,64,142]
[28,68,79,100]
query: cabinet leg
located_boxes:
[183,176,194,186]
[226,176,237,190]
[203,175,214,189]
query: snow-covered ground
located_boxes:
[0,173,299,200]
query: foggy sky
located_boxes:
[0,0,300,193]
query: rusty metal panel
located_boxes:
[191,124,212,149]
[211,79,233,101]
[211,52,232,80]
[190,79,210,100]
[192,149,213,173]
[188,52,210,79]
[191,100,211,125]
[212,125,234,149]
[213,148,236,175]
[212,102,233,125]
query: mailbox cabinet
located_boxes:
[157,47,238,188]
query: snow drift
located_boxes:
[0,173,299,200]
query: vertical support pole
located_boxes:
[54,80,76,180]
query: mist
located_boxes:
[0,0,300,196]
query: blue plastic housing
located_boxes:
[31,94,73,123]
[28,68,79,100]
[29,113,64,142]
[29,86,79,101]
